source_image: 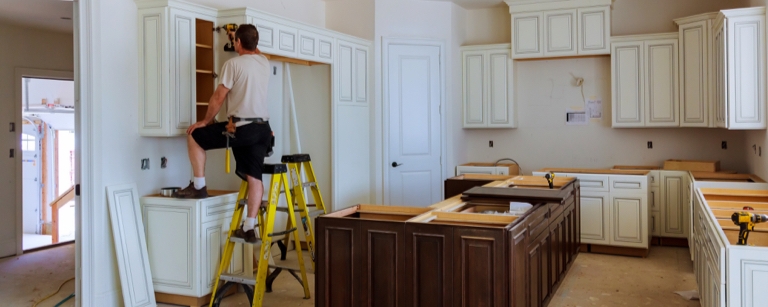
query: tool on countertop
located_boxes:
[731,209,768,245]
[544,172,556,189]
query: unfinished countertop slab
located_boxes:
[690,171,765,183]
[537,167,650,175]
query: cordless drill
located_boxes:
[544,172,556,189]
[220,23,239,52]
[731,210,768,245]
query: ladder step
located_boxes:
[269,227,298,237]
[220,272,256,286]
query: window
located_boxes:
[22,134,36,152]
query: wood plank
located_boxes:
[262,53,326,66]
[700,188,768,197]
[663,159,719,172]
[357,204,431,215]
[449,173,515,181]
[691,171,765,182]
[715,218,768,231]
[154,287,236,307]
[537,167,650,175]
[612,165,661,170]
[433,211,517,225]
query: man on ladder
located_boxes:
[174,24,270,243]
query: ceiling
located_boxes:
[0,0,73,33]
[421,0,508,9]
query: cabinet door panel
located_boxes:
[651,211,660,236]
[579,194,609,244]
[338,42,354,103]
[355,46,368,103]
[714,25,727,128]
[453,227,506,307]
[361,221,406,307]
[728,16,766,129]
[463,51,485,127]
[527,239,541,307]
[488,50,513,126]
[170,10,195,133]
[612,42,645,127]
[316,218,361,307]
[661,172,687,238]
[513,12,544,58]
[139,9,166,134]
[509,220,528,307]
[578,7,609,54]
[611,195,647,248]
[680,21,709,127]
[645,39,679,127]
[544,10,577,56]
[405,223,453,307]
[143,205,194,293]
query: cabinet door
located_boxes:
[316,217,362,307]
[660,171,687,238]
[360,221,406,307]
[645,39,680,127]
[405,223,453,307]
[713,23,727,128]
[651,211,660,237]
[526,239,542,307]
[201,218,248,294]
[610,194,648,248]
[170,9,196,135]
[512,12,544,58]
[462,50,486,127]
[544,9,577,57]
[453,227,506,307]
[577,7,610,55]
[509,220,528,307]
[138,7,170,136]
[650,186,660,212]
[612,41,645,127]
[726,15,766,129]
[579,193,610,245]
[298,29,333,64]
[337,40,369,105]
[487,49,514,127]
[679,20,710,127]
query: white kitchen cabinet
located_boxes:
[298,29,334,64]
[713,8,766,130]
[137,2,217,137]
[544,9,577,57]
[140,192,253,298]
[336,39,369,105]
[675,14,717,127]
[507,0,611,59]
[660,171,688,238]
[579,192,610,245]
[651,211,660,236]
[612,33,679,128]
[610,193,647,248]
[461,44,515,128]
[455,165,511,176]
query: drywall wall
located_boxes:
[611,0,759,36]
[190,0,326,27]
[325,0,375,40]
[464,7,510,45]
[462,57,749,174]
[374,0,462,204]
[0,23,73,258]
[745,131,768,179]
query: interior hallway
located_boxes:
[1,244,698,306]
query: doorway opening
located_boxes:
[21,77,76,251]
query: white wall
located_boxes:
[0,23,73,257]
[193,0,326,27]
[612,0,759,36]
[325,0,375,40]
[464,7,509,45]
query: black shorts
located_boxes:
[191,121,272,181]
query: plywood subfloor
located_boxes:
[3,244,698,307]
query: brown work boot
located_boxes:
[233,225,258,243]
[172,181,209,199]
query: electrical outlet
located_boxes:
[489,140,494,148]
[161,157,168,169]
[722,141,727,149]
[647,141,653,149]
[141,158,150,170]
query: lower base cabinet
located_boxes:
[316,180,580,307]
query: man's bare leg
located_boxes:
[246,175,264,221]
[187,134,206,178]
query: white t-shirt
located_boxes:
[219,54,271,122]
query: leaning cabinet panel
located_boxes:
[461,44,515,128]
[137,2,217,137]
[508,0,611,59]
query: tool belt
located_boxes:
[230,116,268,124]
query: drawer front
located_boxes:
[571,174,609,192]
[201,195,239,223]
[609,175,648,193]
[648,171,659,187]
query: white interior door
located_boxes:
[386,42,442,207]
[22,123,41,234]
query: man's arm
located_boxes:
[187,84,230,134]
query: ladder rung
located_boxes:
[220,272,256,286]
[269,264,306,272]
[300,182,317,188]
[275,207,323,215]
[229,236,262,245]
[269,227,298,237]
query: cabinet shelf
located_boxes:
[196,102,209,106]
[196,69,213,74]
[195,43,213,49]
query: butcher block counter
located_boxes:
[316,176,580,307]
[537,167,651,175]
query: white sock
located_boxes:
[193,177,206,190]
[244,217,257,231]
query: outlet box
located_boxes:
[647,141,653,149]
[141,158,150,170]
[489,140,494,148]
[722,141,727,149]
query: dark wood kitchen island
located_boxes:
[316,176,580,307]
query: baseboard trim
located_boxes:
[580,243,650,258]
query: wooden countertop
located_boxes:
[691,172,765,183]
[537,168,650,175]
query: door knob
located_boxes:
[391,162,403,168]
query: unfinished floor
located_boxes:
[1,245,699,306]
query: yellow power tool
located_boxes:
[544,172,556,189]
[731,210,768,245]
[219,23,239,52]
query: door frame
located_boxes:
[381,37,447,206]
[14,68,74,256]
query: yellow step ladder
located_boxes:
[209,163,310,307]
[272,154,328,273]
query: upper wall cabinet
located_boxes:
[506,0,611,59]
[461,44,515,128]
[611,33,679,128]
[675,13,717,128]
[137,1,217,137]
[713,8,766,130]
[336,39,369,106]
